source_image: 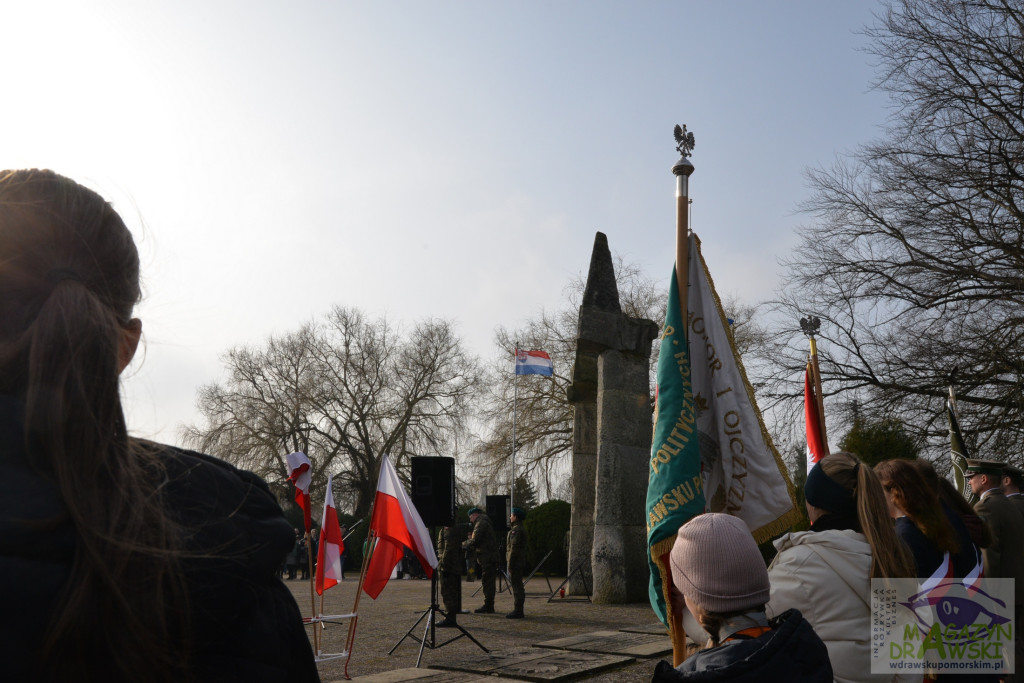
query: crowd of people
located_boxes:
[3,169,1022,682]
[655,452,1024,683]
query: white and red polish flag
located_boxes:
[286,451,313,532]
[362,455,438,599]
[804,365,826,474]
[316,474,345,595]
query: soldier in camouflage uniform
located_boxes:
[436,524,463,627]
[506,507,528,619]
[463,507,498,613]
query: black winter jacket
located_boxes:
[651,609,832,683]
[0,396,319,682]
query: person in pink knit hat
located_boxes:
[652,513,832,682]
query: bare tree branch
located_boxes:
[182,307,483,516]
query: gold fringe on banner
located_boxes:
[692,235,802,543]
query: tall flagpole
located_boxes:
[800,316,829,453]
[511,343,518,511]
[669,123,694,668]
[673,125,694,326]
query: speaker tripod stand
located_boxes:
[388,569,488,667]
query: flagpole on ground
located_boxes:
[285,452,320,655]
[668,124,695,667]
[318,592,325,653]
[306,531,319,655]
[342,512,379,679]
[511,342,518,511]
[343,466,387,677]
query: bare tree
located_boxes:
[472,253,774,499]
[474,304,578,500]
[758,0,1024,462]
[470,257,668,498]
[182,306,482,516]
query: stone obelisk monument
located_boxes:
[566,233,658,603]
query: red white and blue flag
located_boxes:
[515,349,553,376]
[286,451,313,532]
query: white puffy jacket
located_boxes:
[766,529,920,683]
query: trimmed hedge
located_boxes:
[523,499,570,575]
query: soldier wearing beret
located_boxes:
[506,507,528,619]
[967,458,1024,680]
[463,507,498,613]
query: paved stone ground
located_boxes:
[283,575,666,682]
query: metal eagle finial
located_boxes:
[674,124,695,158]
[800,315,821,338]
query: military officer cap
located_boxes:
[511,507,526,519]
[468,506,483,516]
[1003,465,1024,485]
[965,459,1006,477]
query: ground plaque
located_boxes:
[535,630,671,658]
[430,647,634,681]
[345,668,528,683]
[620,622,670,635]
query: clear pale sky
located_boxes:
[2,1,889,443]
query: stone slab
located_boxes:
[620,622,669,635]
[429,647,634,682]
[345,668,529,682]
[534,630,671,658]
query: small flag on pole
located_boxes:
[362,456,438,599]
[316,475,345,595]
[514,349,553,376]
[286,451,313,532]
[805,364,826,473]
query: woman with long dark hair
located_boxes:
[911,457,992,552]
[875,458,980,579]
[0,170,318,682]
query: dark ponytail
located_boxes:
[0,170,188,680]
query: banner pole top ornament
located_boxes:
[800,315,821,340]
[672,124,695,178]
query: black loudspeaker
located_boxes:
[486,494,510,535]
[410,457,456,527]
